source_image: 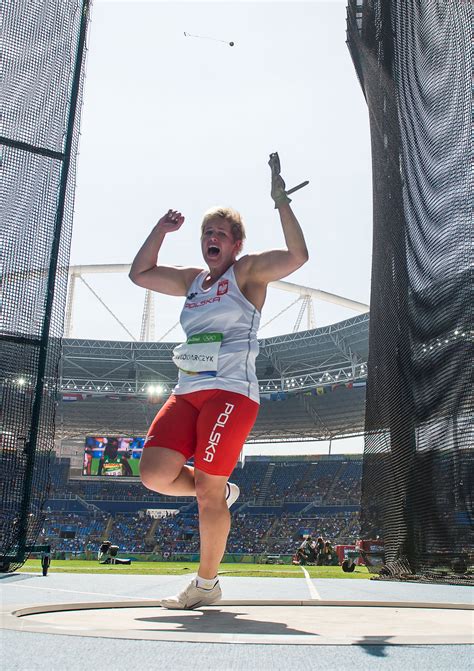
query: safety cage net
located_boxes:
[1,1,90,571]
[346,0,472,584]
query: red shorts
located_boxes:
[144,389,259,477]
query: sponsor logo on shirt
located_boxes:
[203,402,235,463]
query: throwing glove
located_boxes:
[269,152,292,209]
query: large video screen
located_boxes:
[83,436,144,476]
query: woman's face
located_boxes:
[201,218,241,268]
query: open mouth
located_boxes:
[207,246,220,258]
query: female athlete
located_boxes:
[129,156,309,608]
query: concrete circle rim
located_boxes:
[3,599,473,646]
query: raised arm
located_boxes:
[245,165,309,283]
[129,209,202,296]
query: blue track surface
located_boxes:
[1,572,472,670]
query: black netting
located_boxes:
[346,0,472,583]
[1,0,90,571]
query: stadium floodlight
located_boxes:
[17,377,26,386]
[147,385,164,395]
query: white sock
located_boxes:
[196,574,219,590]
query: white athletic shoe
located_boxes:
[160,578,222,610]
[225,482,240,508]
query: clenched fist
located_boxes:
[156,209,185,233]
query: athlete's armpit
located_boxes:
[242,249,308,284]
[130,265,202,296]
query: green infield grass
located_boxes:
[19,560,371,579]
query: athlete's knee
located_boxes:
[139,451,177,493]
[195,475,227,507]
[139,465,171,493]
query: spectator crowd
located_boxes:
[38,457,363,558]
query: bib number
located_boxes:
[172,333,223,376]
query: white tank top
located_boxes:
[172,265,261,403]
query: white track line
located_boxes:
[9,571,322,602]
[300,566,321,600]
[3,583,157,601]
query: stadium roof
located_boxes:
[59,313,369,442]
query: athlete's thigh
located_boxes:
[139,445,187,485]
[141,394,198,475]
[194,390,259,477]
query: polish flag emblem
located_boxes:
[217,279,229,295]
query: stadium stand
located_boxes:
[38,511,109,554]
[108,513,154,553]
[40,454,363,557]
[325,460,362,505]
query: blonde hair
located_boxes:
[201,206,246,246]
